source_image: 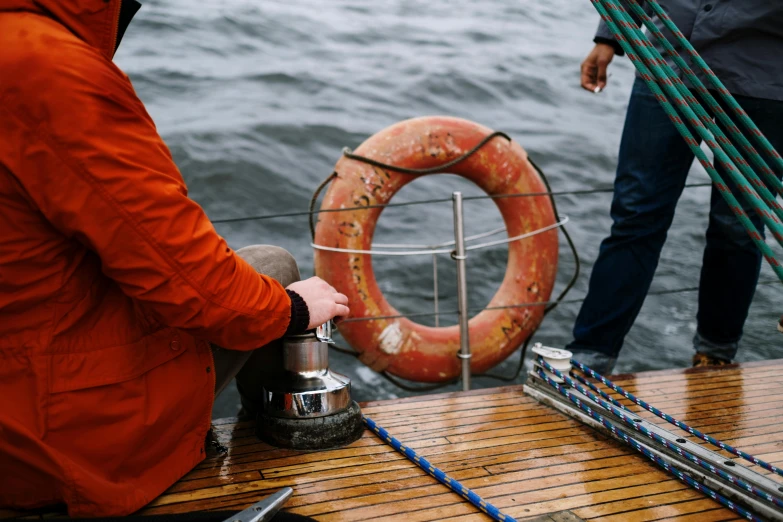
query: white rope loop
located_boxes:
[310,216,569,257]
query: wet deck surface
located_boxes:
[3,360,782,521]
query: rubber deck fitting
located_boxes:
[256,401,364,450]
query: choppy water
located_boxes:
[114,0,781,418]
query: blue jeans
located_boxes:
[567,78,783,372]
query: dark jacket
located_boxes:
[596,1,783,101]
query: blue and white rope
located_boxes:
[539,359,783,509]
[571,358,783,478]
[362,416,518,522]
[534,366,760,521]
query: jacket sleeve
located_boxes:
[593,1,654,56]
[2,43,292,350]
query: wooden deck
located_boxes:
[3,360,783,521]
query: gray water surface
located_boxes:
[114,0,781,419]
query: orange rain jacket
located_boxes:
[0,0,293,516]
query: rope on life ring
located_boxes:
[313,116,559,383]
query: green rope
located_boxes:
[598,0,783,246]
[591,0,783,282]
[643,0,783,184]
[623,0,783,220]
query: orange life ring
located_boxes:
[314,116,558,382]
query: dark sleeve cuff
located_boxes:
[284,289,310,336]
[594,36,624,56]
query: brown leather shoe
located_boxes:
[692,352,732,367]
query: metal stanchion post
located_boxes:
[452,191,471,391]
[432,254,440,328]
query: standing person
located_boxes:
[568,2,783,374]
[0,0,348,516]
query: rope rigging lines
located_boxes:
[592,0,783,281]
[533,355,783,521]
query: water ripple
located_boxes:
[112,0,779,414]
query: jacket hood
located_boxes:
[0,0,138,59]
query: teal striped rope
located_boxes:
[591,0,783,281]
[598,0,783,244]
[596,0,783,242]
[643,0,783,183]
[622,0,783,221]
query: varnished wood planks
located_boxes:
[142,359,783,520]
[3,360,782,521]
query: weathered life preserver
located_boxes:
[314,116,558,382]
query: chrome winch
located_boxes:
[256,322,364,450]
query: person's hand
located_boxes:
[581,43,615,93]
[287,277,350,330]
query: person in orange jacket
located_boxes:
[0,0,349,516]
